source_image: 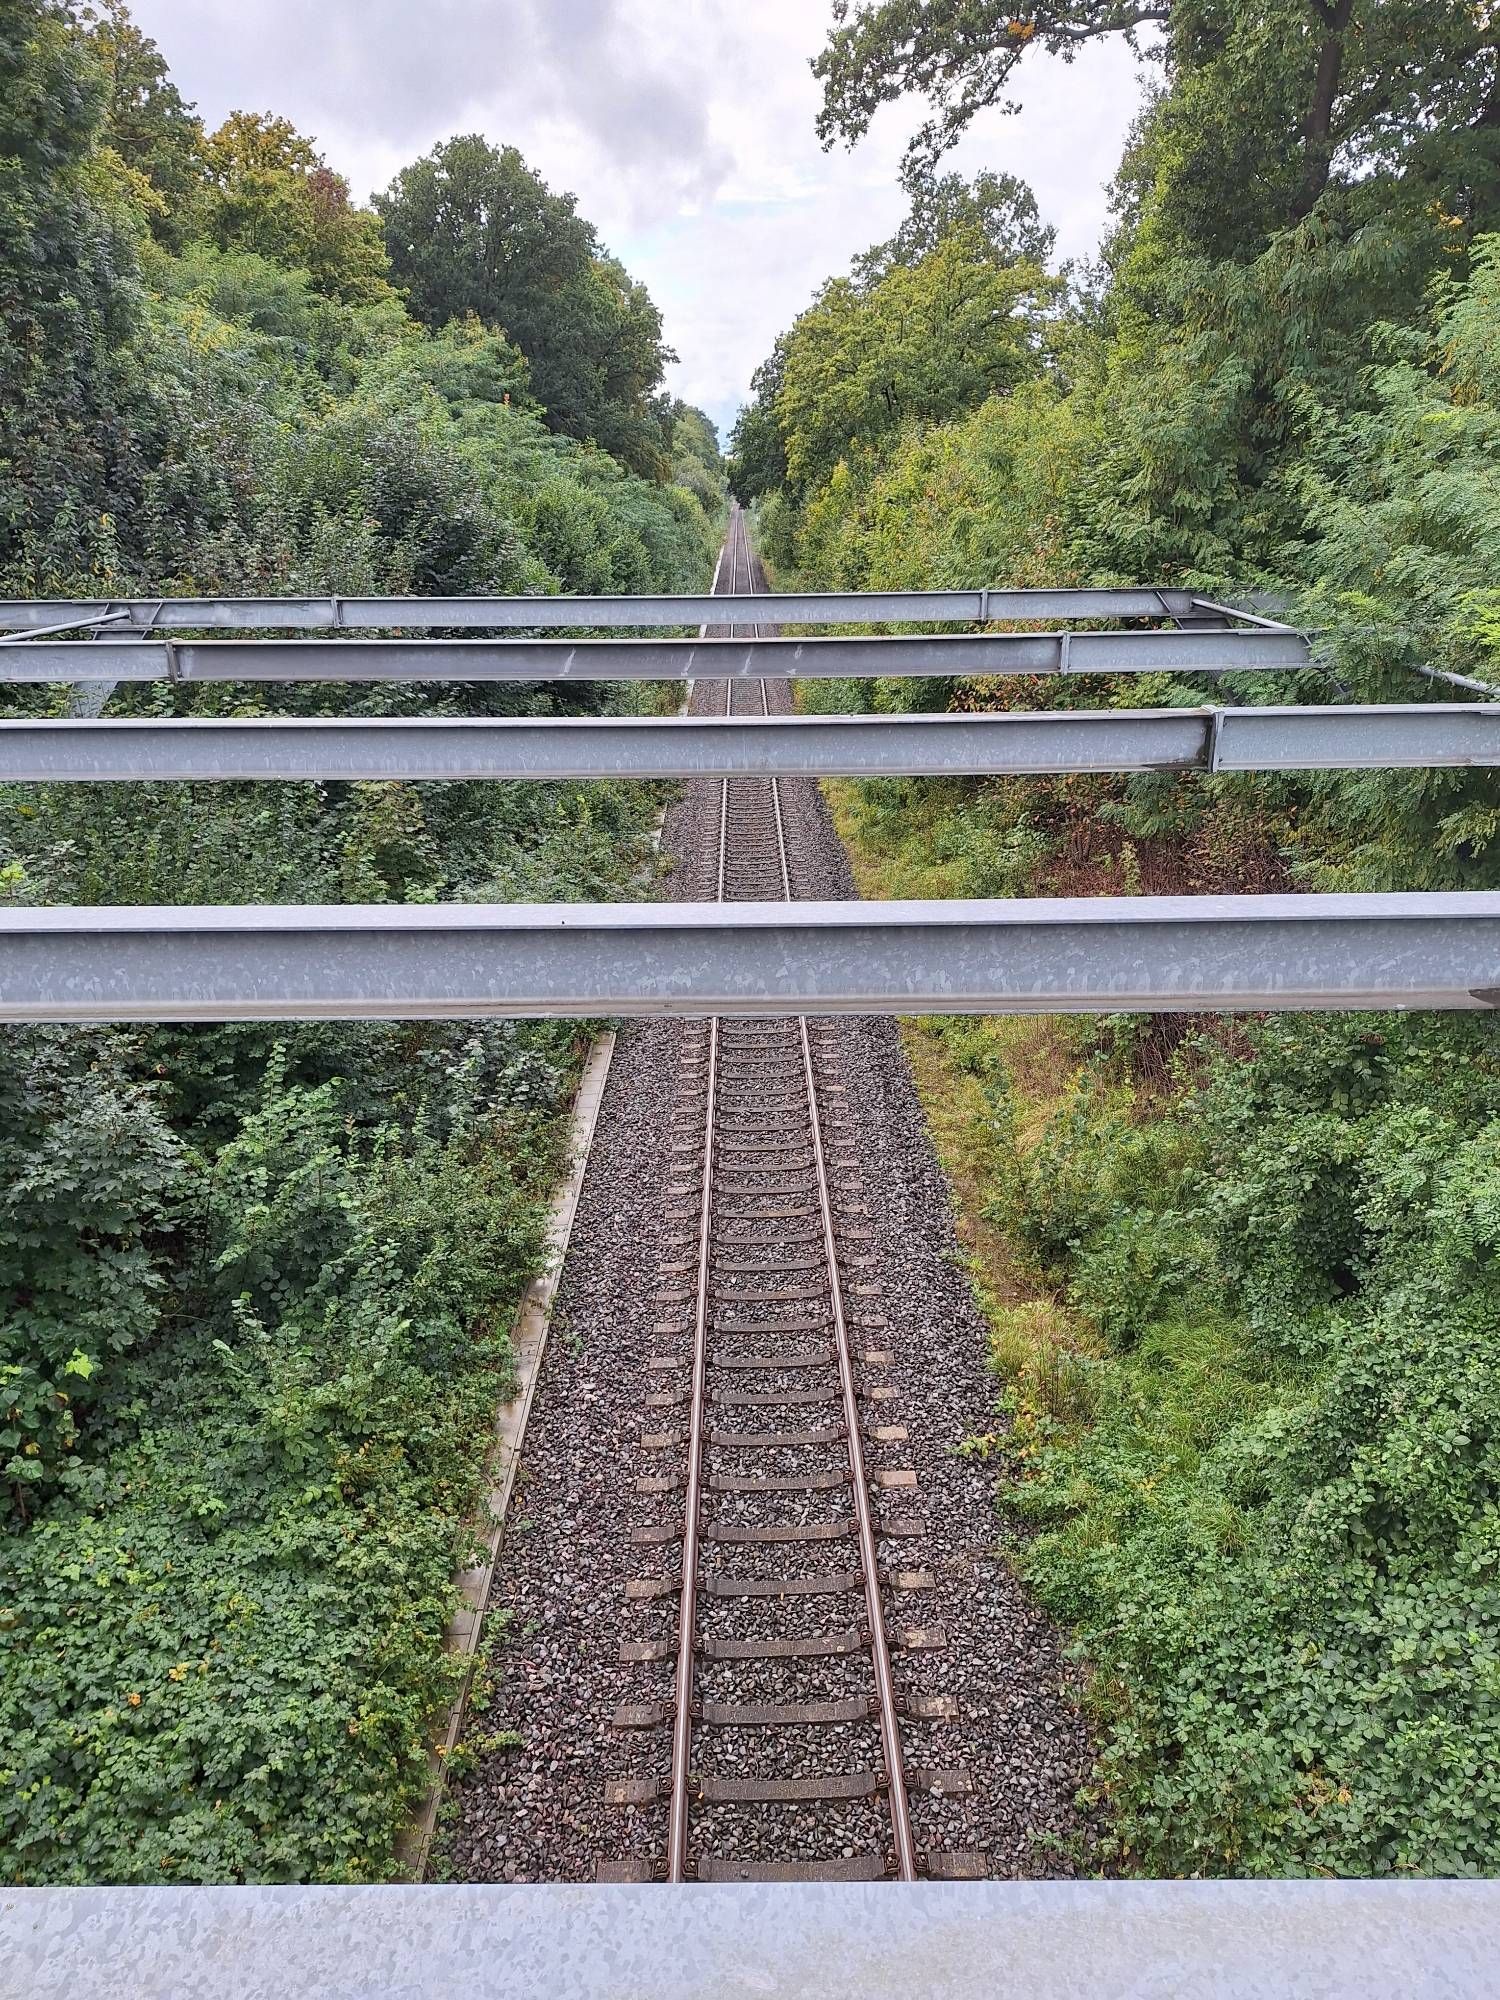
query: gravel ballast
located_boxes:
[444,531,1096,1884]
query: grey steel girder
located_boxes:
[0,704,1493,782]
[0,627,1312,685]
[2,894,1496,1022]
[0,586,1206,633]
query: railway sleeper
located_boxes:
[695,1855,887,1884]
[708,1282,828,1302]
[708,1422,845,1448]
[877,1514,927,1540]
[712,1383,840,1407]
[704,1516,855,1544]
[698,1771,879,1805]
[701,1695,876,1727]
[925,1851,991,1881]
[708,1346,833,1370]
[709,1467,849,1493]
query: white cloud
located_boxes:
[127,0,1148,441]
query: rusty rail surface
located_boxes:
[599,509,973,1884]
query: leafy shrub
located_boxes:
[1,1032,185,1515]
[1008,1013,1500,1875]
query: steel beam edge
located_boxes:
[2,893,1498,1021]
[0,627,1312,684]
[4,1882,1500,2000]
[0,585,1203,633]
[0,704,1495,782]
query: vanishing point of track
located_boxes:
[599,510,977,1884]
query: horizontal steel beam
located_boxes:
[3,894,1496,1022]
[0,628,1311,685]
[0,586,1205,634]
[0,704,1493,782]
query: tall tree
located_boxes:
[853,165,1055,287]
[0,0,142,584]
[729,336,791,499]
[815,2,1500,246]
[375,136,673,478]
[198,111,393,303]
[774,231,1050,491]
[77,0,204,247]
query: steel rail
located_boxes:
[0,586,1206,633]
[3,704,1495,782]
[665,1004,720,1884]
[664,509,918,1882]
[663,532,736,1887]
[4,893,1498,1021]
[759,687,919,1885]
[0,627,1313,685]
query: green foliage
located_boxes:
[853,164,1055,285]
[1,1065,560,1883]
[78,0,204,246]
[0,0,718,1887]
[729,336,791,500]
[815,1,1500,236]
[775,234,1052,494]
[0,1030,184,1512]
[374,135,674,477]
[0,0,146,583]
[195,112,394,306]
[815,1,1169,176]
[999,1015,1500,1876]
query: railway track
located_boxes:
[599,509,979,1884]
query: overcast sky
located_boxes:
[127,0,1149,444]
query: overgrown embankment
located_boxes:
[733,22,1500,1872]
[1,0,726,1884]
[826,780,1500,1879]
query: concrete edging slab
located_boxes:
[399,1028,618,1879]
[5,1881,1500,2000]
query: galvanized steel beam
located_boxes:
[3,894,1496,1022]
[0,586,1204,633]
[0,627,1312,685]
[0,704,1493,782]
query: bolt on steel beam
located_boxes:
[0,587,1206,633]
[2,893,1496,1023]
[0,704,1494,782]
[0,627,1311,685]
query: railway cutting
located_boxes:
[445,510,1094,1884]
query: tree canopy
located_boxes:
[852,164,1055,286]
[777,233,1050,491]
[374,135,675,477]
[816,1,1500,246]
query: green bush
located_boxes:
[1,1032,185,1512]
[1009,1014,1500,1875]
